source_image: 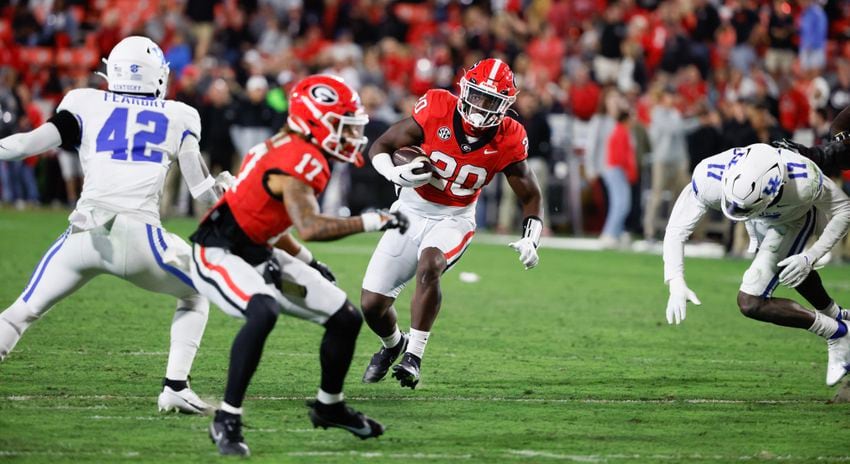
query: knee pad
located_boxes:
[176,293,210,315]
[245,294,280,326]
[325,301,363,335]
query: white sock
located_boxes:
[165,297,209,380]
[317,389,344,405]
[381,327,402,349]
[406,328,430,359]
[809,311,844,339]
[818,301,841,319]
[220,402,243,415]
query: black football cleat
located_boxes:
[209,410,250,457]
[362,334,408,383]
[392,352,421,389]
[307,400,385,440]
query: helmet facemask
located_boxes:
[458,77,515,129]
[721,162,784,221]
[320,111,369,164]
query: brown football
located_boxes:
[391,146,433,175]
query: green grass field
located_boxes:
[1,210,849,463]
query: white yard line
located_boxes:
[2,394,816,405]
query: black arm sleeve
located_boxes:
[808,139,850,173]
[47,110,81,151]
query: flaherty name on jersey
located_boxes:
[103,92,167,108]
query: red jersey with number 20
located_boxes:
[411,89,528,208]
[223,132,331,244]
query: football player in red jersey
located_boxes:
[360,59,544,388]
[188,75,409,456]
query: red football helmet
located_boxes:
[457,58,518,129]
[287,74,369,163]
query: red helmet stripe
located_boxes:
[487,59,502,82]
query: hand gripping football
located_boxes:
[391,146,433,175]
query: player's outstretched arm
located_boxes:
[0,115,71,161]
[273,233,336,283]
[176,135,221,203]
[772,138,850,172]
[662,184,708,324]
[276,174,408,241]
[503,160,544,270]
[369,117,430,188]
[778,179,850,287]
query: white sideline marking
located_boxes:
[3,394,815,405]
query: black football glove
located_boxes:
[770,138,811,157]
[378,209,410,234]
[309,259,336,284]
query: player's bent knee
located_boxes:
[737,291,764,318]
[245,294,280,330]
[417,248,447,283]
[177,294,209,315]
[360,290,393,316]
[325,301,363,337]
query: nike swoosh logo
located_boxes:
[339,423,372,436]
[484,149,497,154]
[211,428,223,442]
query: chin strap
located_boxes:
[521,216,543,248]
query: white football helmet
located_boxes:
[102,36,170,99]
[721,143,787,221]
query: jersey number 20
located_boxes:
[96,108,168,163]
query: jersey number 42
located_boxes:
[96,108,168,164]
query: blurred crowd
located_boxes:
[2,0,850,259]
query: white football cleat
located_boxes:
[158,386,212,414]
[826,333,850,387]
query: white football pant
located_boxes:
[0,214,208,380]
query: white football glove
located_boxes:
[210,171,236,199]
[666,276,701,325]
[387,161,432,188]
[361,209,410,233]
[778,252,815,288]
[508,237,539,270]
[372,152,431,188]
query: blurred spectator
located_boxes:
[728,0,760,74]
[766,0,796,76]
[687,106,724,169]
[599,110,637,247]
[594,2,627,85]
[498,92,552,233]
[347,85,397,215]
[186,0,220,60]
[643,85,695,241]
[828,60,850,118]
[689,0,720,78]
[799,0,828,73]
[200,79,237,174]
[230,75,276,163]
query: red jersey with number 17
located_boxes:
[410,89,528,207]
[222,132,331,245]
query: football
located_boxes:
[391,146,433,175]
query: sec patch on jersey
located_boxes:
[392,146,433,175]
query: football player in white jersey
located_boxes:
[663,143,850,386]
[0,36,227,413]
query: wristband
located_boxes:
[371,152,394,179]
[361,212,383,232]
[521,216,543,248]
[294,245,313,264]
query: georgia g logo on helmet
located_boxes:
[309,85,339,105]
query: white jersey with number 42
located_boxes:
[57,88,200,228]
